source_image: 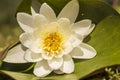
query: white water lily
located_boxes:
[3,0,96,77]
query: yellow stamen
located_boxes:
[43,32,63,56]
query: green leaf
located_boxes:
[0,70,37,80]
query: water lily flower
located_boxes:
[3,0,96,77]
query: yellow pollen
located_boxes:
[43,32,63,56]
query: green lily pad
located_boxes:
[0,70,37,80]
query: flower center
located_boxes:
[43,32,63,56]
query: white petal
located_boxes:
[58,0,79,23]
[80,43,96,58]
[17,13,33,32]
[69,35,82,47]
[31,7,36,16]
[20,33,34,48]
[60,55,74,73]
[33,60,52,77]
[57,18,70,28]
[25,49,42,62]
[41,53,53,60]
[30,40,43,53]
[85,24,95,37]
[56,52,64,58]
[3,44,27,63]
[70,46,83,58]
[40,3,56,22]
[33,14,48,28]
[71,43,96,59]
[48,57,63,70]
[72,19,92,36]
[62,41,73,55]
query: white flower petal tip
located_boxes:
[17,13,33,32]
[48,58,63,70]
[31,7,36,16]
[71,43,96,59]
[3,44,27,63]
[58,0,79,23]
[40,3,56,22]
[72,19,93,36]
[60,55,74,73]
[33,60,52,77]
[87,24,95,36]
[80,43,96,59]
